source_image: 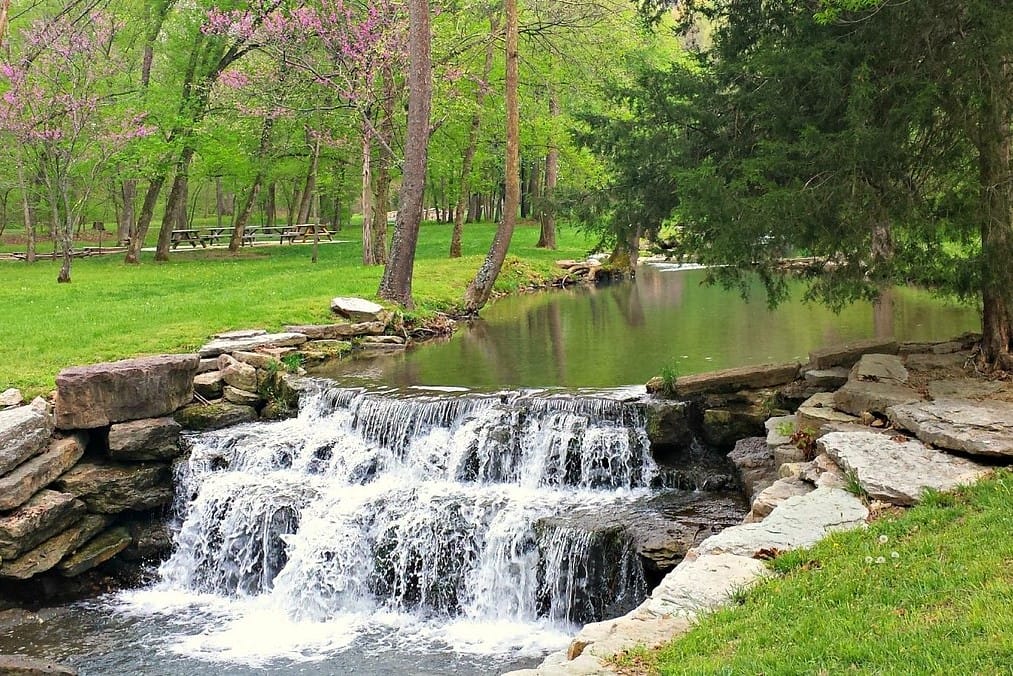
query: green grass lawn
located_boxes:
[1,221,596,395]
[619,472,1013,675]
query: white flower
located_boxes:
[891,551,900,559]
[878,534,889,544]
[865,556,873,564]
[875,556,886,564]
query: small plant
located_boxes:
[844,468,869,500]
[789,426,819,461]
[659,360,680,395]
[775,420,795,437]
[281,352,304,373]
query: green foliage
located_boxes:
[280,353,304,373]
[659,360,680,395]
[775,420,795,437]
[843,468,869,500]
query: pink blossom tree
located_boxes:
[0,11,151,281]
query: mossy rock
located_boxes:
[174,401,257,431]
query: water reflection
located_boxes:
[318,266,978,390]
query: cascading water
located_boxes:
[113,383,740,671]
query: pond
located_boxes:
[317,264,979,390]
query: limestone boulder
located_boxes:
[701,405,766,448]
[223,385,263,407]
[639,553,769,619]
[773,444,805,467]
[284,322,386,339]
[726,437,776,501]
[643,400,694,452]
[192,371,224,399]
[746,477,813,522]
[196,357,219,374]
[765,415,795,448]
[329,296,389,322]
[0,402,54,476]
[819,431,990,505]
[218,354,258,392]
[0,388,23,407]
[0,655,78,675]
[57,526,132,577]
[0,435,86,512]
[198,332,307,358]
[803,367,849,389]
[55,354,199,429]
[0,490,86,560]
[850,353,908,384]
[692,487,868,558]
[54,461,173,514]
[107,417,182,462]
[0,514,107,579]
[214,329,266,340]
[888,398,1013,458]
[809,339,898,370]
[927,379,1004,401]
[796,392,859,432]
[175,401,257,431]
[667,362,800,397]
[833,380,924,417]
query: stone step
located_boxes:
[0,435,86,512]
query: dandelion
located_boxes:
[891,551,900,559]
[875,556,886,564]
[878,534,889,544]
[865,556,873,564]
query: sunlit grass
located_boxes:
[1,221,596,395]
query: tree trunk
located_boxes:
[463,0,519,313]
[537,93,560,249]
[15,152,35,263]
[155,146,196,261]
[175,176,189,231]
[361,122,376,265]
[265,182,276,228]
[368,76,398,265]
[378,0,432,307]
[124,175,166,264]
[229,117,274,252]
[216,176,226,229]
[119,179,136,245]
[296,128,317,225]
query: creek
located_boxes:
[0,265,978,674]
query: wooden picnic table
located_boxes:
[202,227,228,246]
[281,223,334,244]
[170,229,207,249]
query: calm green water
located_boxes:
[320,264,979,390]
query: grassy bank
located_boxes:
[1,222,595,396]
[617,471,1013,674]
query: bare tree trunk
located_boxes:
[155,146,196,261]
[369,78,397,266]
[124,176,165,263]
[216,176,226,229]
[14,152,36,263]
[119,179,136,245]
[537,92,560,249]
[175,176,189,231]
[296,128,317,225]
[463,0,519,313]
[229,117,274,251]
[0,0,10,50]
[378,0,432,307]
[265,182,276,228]
[361,122,376,265]
[450,20,497,257]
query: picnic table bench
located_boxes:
[170,229,207,249]
[280,223,334,244]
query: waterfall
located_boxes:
[141,383,725,664]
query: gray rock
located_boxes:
[228,351,277,369]
[0,514,107,579]
[833,380,924,417]
[643,401,694,451]
[0,490,86,560]
[223,385,263,407]
[198,332,307,358]
[850,353,908,384]
[107,417,182,462]
[692,487,868,558]
[0,435,86,511]
[701,405,766,448]
[54,461,173,514]
[727,437,776,501]
[772,444,805,467]
[218,354,258,392]
[655,362,800,397]
[639,553,769,619]
[119,519,172,562]
[192,371,224,399]
[803,367,850,389]
[0,655,78,675]
[329,297,388,322]
[57,526,132,577]
[0,403,54,476]
[55,354,199,429]
[284,322,386,339]
[214,329,266,340]
[904,352,966,370]
[0,388,23,407]
[888,398,1013,458]
[196,357,219,374]
[765,415,795,447]
[174,402,257,431]
[360,335,405,345]
[927,378,1004,401]
[809,339,899,370]
[747,477,812,521]
[357,341,407,352]
[819,431,990,505]
[796,392,859,432]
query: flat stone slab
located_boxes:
[0,514,107,579]
[330,297,388,322]
[0,402,54,476]
[198,332,307,358]
[0,388,23,407]
[747,477,812,521]
[765,415,795,447]
[57,526,132,577]
[108,417,182,462]
[213,329,266,340]
[796,392,859,432]
[888,398,1013,458]
[668,362,800,397]
[810,339,898,369]
[0,435,86,512]
[54,461,173,514]
[851,353,908,384]
[223,385,262,406]
[927,379,1005,401]
[818,431,989,506]
[692,487,868,558]
[803,367,849,389]
[640,553,769,619]
[284,322,386,339]
[833,380,924,417]
[193,371,224,399]
[55,354,199,429]
[218,354,258,392]
[0,654,78,675]
[175,401,257,431]
[0,490,86,560]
